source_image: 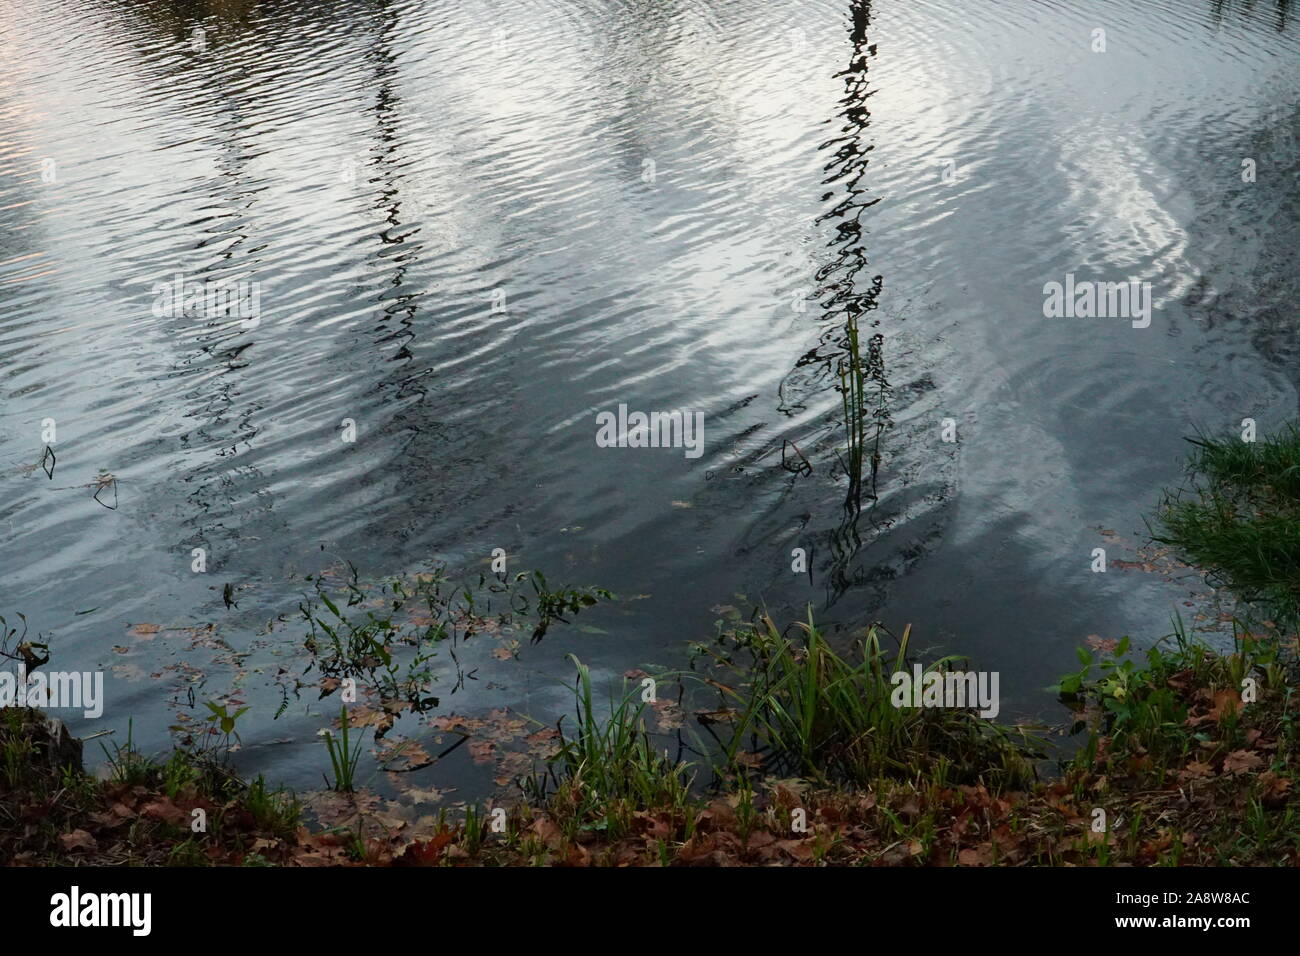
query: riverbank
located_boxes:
[4,426,1299,866]
[3,612,1296,866]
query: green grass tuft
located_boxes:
[1154,424,1300,625]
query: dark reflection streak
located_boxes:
[179,16,275,579]
[1208,0,1291,29]
[364,0,423,394]
[816,0,887,608]
[98,0,280,620]
[777,3,883,408]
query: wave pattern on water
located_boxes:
[0,0,1296,786]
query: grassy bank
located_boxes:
[1153,423,1300,627]
[0,709,302,865]
[7,616,1295,866]
[5,425,1300,866]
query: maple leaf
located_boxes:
[491,645,515,661]
[1186,688,1242,726]
[652,698,686,730]
[896,796,922,820]
[377,739,432,772]
[958,845,992,866]
[304,790,380,829]
[387,774,452,804]
[60,829,98,852]
[140,798,188,825]
[775,839,814,863]
[1085,635,1119,654]
[694,799,737,833]
[87,810,127,829]
[1259,772,1293,808]
[1222,750,1264,776]
[532,817,565,849]
[397,830,453,866]
[336,705,395,738]
[524,728,561,759]
[429,714,473,732]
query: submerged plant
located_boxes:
[295,563,610,717]
[837,321,890,509]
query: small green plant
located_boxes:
[526,655,693,840]
[244,775,301,837]
[524,572,614,643]
[2,726,34,790]
[1054,636,1160,731]
[99,718,157,787]
[159,749,202,798]
[695,610,1039,789]
[199,699,249,757]
[166,838,208,866]
[321,706,366,792]
[1056,615,1289,774]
